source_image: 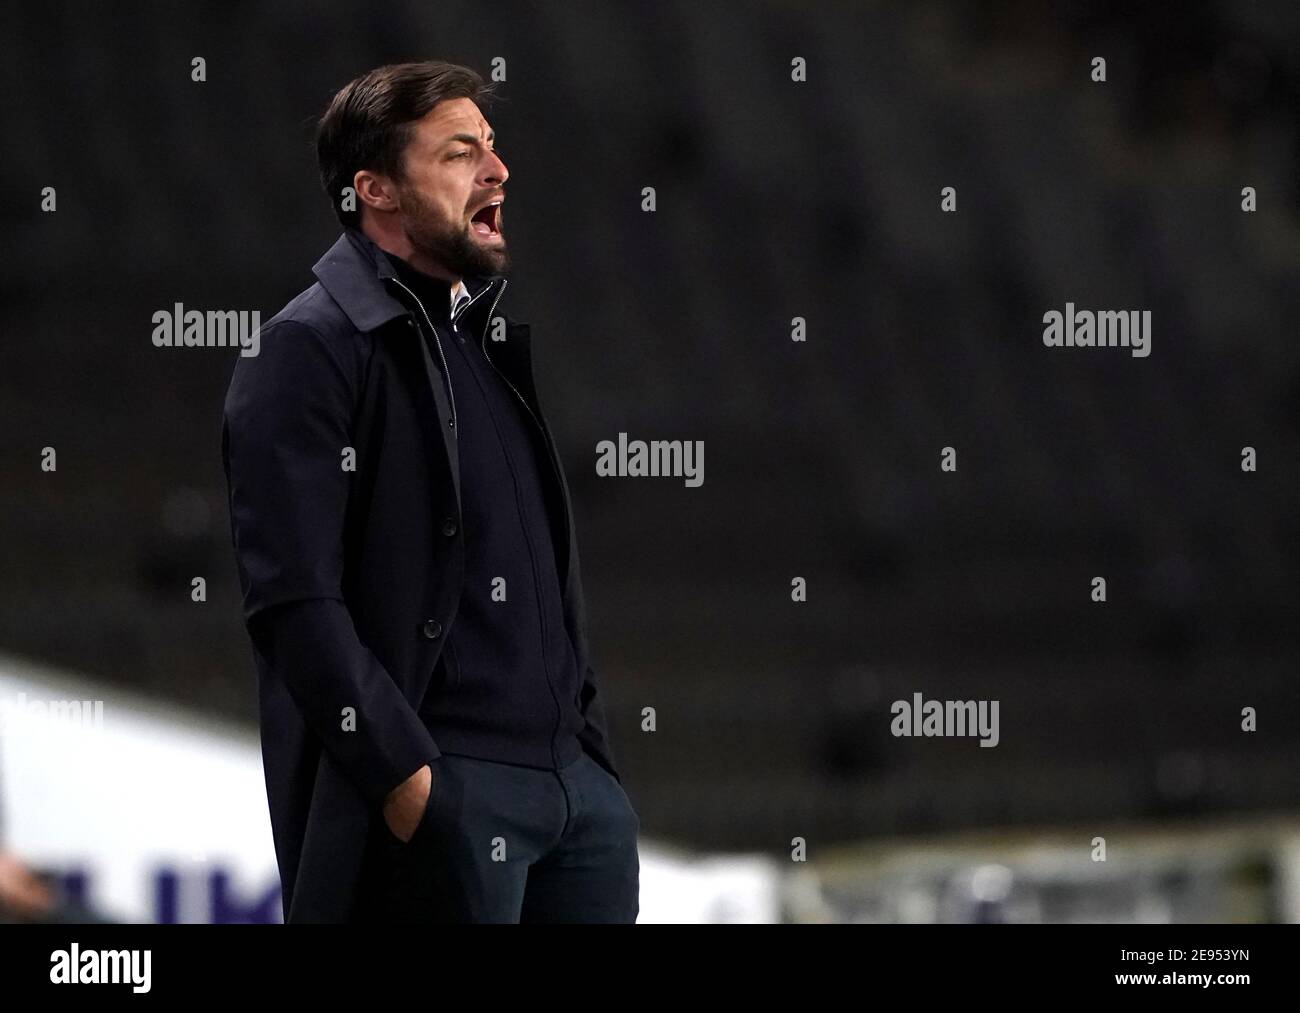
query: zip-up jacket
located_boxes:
[385,251,586,772]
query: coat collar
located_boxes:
[312,227,505,335]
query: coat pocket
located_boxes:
[382,761,447,850]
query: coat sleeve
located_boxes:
[222,318,440,808]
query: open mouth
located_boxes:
[469,200,503,238]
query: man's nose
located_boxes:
[482,148,508,186]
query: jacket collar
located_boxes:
[312,227,505,335]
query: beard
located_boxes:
[396,182,510,279]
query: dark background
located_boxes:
[3,0,1298,850]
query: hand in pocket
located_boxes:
[382,763,434,844]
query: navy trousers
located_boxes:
[353,750,640,923]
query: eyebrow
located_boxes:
[445,131,495,147]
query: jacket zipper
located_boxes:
[389,276,458,434]
[475,279,575,572]
[475,277,574,762]
[394,272,573,577]
[477,281,544,450]
[450,275,496,330]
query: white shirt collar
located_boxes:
[450,279,470,319]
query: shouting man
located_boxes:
[221,61,639,923]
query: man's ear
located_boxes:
[353,170,400,216]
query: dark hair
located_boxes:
[316,61,496,228]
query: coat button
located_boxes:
[442,517,458,537]
[421,619,442,640]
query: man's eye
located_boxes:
[450,151,471,160]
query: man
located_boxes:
[221,61,639,923]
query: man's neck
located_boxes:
[388,250,451,304]
[359,220,461,290]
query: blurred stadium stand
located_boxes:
[2,0,1298,870]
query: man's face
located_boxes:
[393,97,510,278]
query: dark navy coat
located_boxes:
[221,229,620,923]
